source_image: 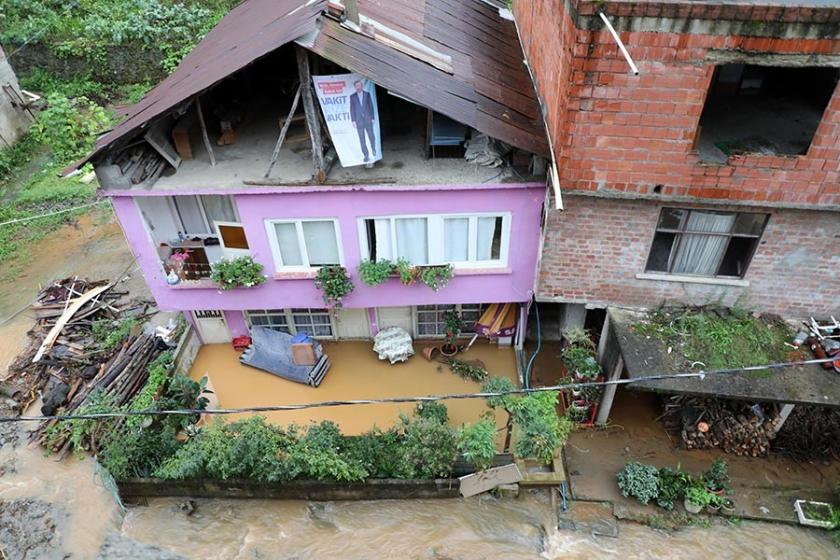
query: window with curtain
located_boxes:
[362,214,508,267]
[246,309,333,338]
[171,195,238,235]
[645,208,768,278]
[267,219,341,270]
[415,304,483,337]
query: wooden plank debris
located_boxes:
[33,284,113,363]
[295,46,326,182]
[458,463,522,498]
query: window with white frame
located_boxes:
[171,195,238,236]
[359,213,509,267]
[246,308,334,338]
[265,219,342,271]
[414,304,483,337]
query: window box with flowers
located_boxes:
[209,256,267,291]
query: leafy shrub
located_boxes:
[563,327,594,350]
[397,414,459,479]
[288,421,368,482]
[617,462,660,504]
[314,265,354,308]
[684,484,715,508]
[482,376,517,410]
[458,417,497,471]
[92,317,138,350]
[343,427,404,479]
[418,264,454,291]
[704,457,731,494]
[415,401,449,424]
[33,95,111,164]
[448,359,489,382]
[560,346,600,379]
[395,258,415,285]
[357,259,392,286]
[210,256,266,290]
[656,465,690,510]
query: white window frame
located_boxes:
[357,212,511,269]
[168,195,240,237]
[264,218,344,272]
[214,221,250,259]
[412,303,484,339]
[245,308,336,339]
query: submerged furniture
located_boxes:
[240,327,330,386]
[373,327,414,364]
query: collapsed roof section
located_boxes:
[75,0,548,172]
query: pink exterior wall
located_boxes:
[110,183,545,312]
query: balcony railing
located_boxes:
[163,260,213,281]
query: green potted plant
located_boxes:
[209,256,267,291]
[616,462,660,505]
[560,345,601,380]
[357,259,393,286]
[684,484,714,514]
[704,457,732,495]
[418,264,454,291]
[314,265,354,308]
[395,258,417,285]
[441,310,464,357]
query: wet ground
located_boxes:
[0,212,838,558]
[566,388,840,523]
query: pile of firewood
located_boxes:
[772,406,840,462]
[662,396,781,457]
[0,277,172,457]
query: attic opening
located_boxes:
[96,44,536,191]
[696,64,838,163]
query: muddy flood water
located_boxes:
[0,214,838,559]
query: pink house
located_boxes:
[80,0,549,348]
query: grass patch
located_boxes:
[633,307,794,370]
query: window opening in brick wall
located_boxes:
[645,208,768,279]
[697,64,838,163]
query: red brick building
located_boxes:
[513,0,840,319]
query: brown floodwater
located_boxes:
[119,493,839,560]
[1,213,838,558]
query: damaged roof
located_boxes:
[79,0,548,168]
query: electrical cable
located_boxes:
[1,357,835,423]
[0,200,108,228]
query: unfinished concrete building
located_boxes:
[513,0,840,328]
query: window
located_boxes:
[414,304,483,337]
[171,195,238,236]
[246,308,334,338]
[265,219,342,271]
[697,64,839,162]
[645,209,768,278]
[360,213,509,268]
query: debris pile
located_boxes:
[0,277,172,456]
[773,406,840,462]
[797,316,840,373]
[662,396,781,457]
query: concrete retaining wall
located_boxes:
[117,478,461,500]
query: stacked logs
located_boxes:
[0,277,167,457]
[662,396,781,457]
[772,406,840,462]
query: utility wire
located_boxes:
[0,200,108,228]
[2,357,835,423]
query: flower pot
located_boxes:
[721,500,736,515]
[705,503,721,514]
[440,344,458,357]
[684,498,703,514]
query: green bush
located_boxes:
[415,401,449,425]
[92,317,138,350]
[397,414,459,479]
[210,255,266,290]
[656,465,690,510]
[33,95,111,165]
[458,417,497,471]
[560,345,600,379]
[448,359,488,382]
[357,259,393,286]
[704,457,731,494]
[617,462,660,505]
[344,427,404,479]
[314,265,354,307]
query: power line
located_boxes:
[1,357,835,423]
[0,200,109,228]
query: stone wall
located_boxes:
[537,194,840,318]
[6,43,166,86]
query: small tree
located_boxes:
[442,310,464,355]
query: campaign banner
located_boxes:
[312,74,382,168]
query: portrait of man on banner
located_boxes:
[312,73,382,168]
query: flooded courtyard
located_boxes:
[0,214,837,559]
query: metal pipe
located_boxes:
[598,12,639,75]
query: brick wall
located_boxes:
[513,0,840,208]
[538,194,840,318]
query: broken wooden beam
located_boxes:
[295,46,326,182]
